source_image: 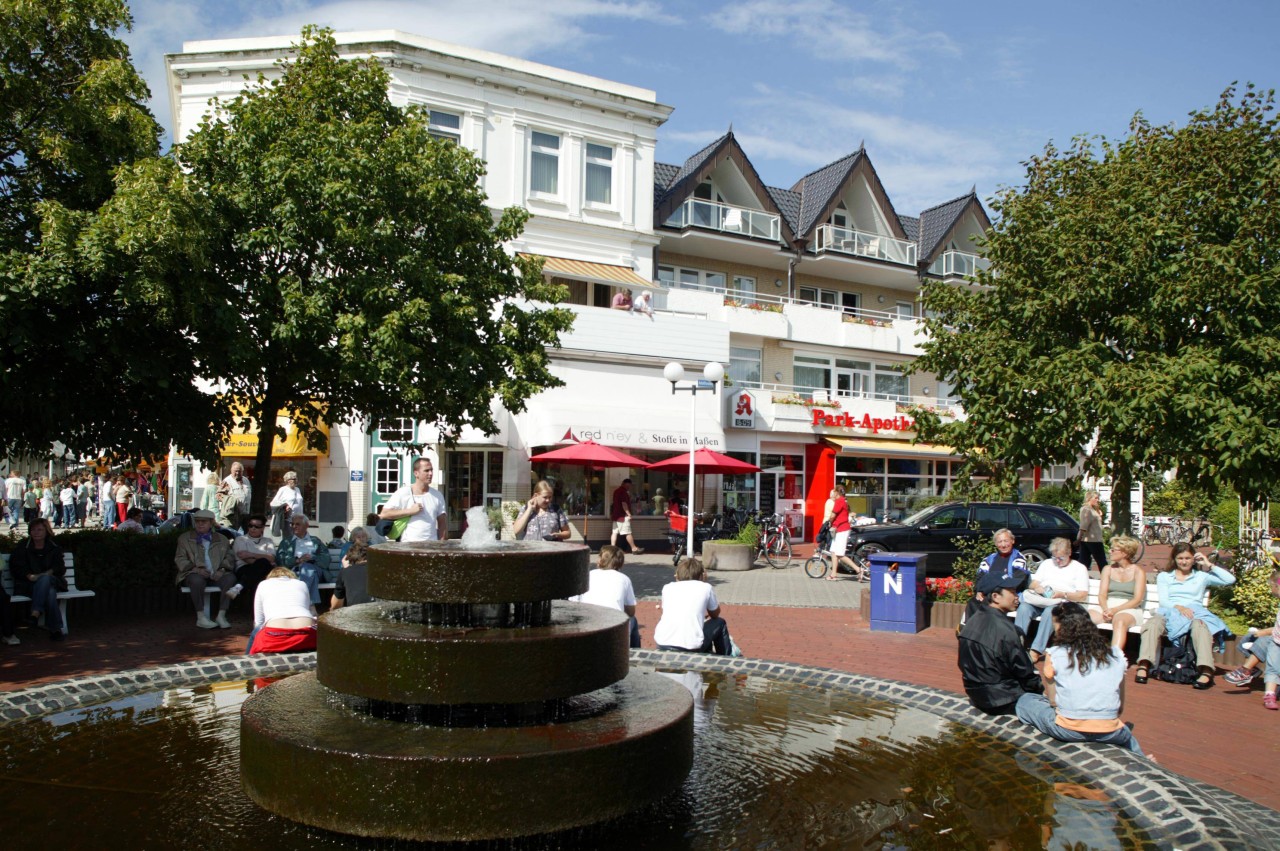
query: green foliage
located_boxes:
[941,534,988,602]
[911,85,1280,530]
[1230,557,1280,626]
[1028,482,1084,515]
[725,520,760,546]
[115,27,575,495]
[7,530,180,589]
[1144,477,1217,518]
[1210,496,1240,549]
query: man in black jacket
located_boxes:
[958,570,1043,714]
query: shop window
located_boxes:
[721,452,758,514]
[584,142,613,205]
[374,456,401,496]
[445,450,504,526]
[530,131,560,196]
[378,419,414,444]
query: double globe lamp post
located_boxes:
[663,360,724,559]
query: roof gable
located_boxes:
[917,192,992,263]
[789,150,909,243]
[655,131,795,244]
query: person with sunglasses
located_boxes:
[232,513,277,605]
[1015,537,1089,663]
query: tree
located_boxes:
[118,28,573,511]
[911,86,1280,532]
[0,0,216,464]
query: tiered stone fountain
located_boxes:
[240,540,694,841]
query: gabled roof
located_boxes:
[898,215,920,243]
[765,185,802,235]
[654,162,680,194]
[654,130,796,245]
[788,148,910,243]
[916,191,992,263]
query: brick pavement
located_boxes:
[3,541,1278,817]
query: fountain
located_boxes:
[239,537,694,841]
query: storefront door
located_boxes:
[761,453,805,540]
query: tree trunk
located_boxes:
[1111,465,1132,535]
[249,388,282,516]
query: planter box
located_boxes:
[702,542,755,572]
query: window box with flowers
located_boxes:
[772,393,833,409]
[724,298,782,313]
[842,314,894,328]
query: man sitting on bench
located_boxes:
[175,509,241,629]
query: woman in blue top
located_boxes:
[1135,542,1234,688]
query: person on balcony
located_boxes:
[610,289,632,311]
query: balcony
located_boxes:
[814,225,917,267]
[927,250,989,281]
[664,199,781,242]
[554,302,729,364]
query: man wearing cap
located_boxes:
[610,478,644,554]
[958,570,1044,715]
[175,509,241,629]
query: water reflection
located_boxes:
[0,671,1152,849]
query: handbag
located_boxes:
[388,517,410,541]
[816,520,832,550]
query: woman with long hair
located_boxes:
[1088,535,1147,651]
[1015,602,1144,755]
[8,517,67,641]
[1077,490,1107,570]
[1135,542,1234,688]
[513,480,570,542]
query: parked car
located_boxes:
[847,501,1079,575]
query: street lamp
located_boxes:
[664,360,724,559]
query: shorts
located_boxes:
[830,530,850,556]
[613,519,632,536]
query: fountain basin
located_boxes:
[240,669,694,841]
[317,601,630,704]
[368,540,590,602]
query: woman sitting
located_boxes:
[570,545,640,648]
[331,528,372,610]
[1135,542,1235,688]
[276,513,330,605]
[8,517,67,641]
[653,557,731,655]
[1088,536,1147,651]
[247,567,318,654]
[1015,602,1145,756]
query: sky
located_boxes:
[123,0,1280,216]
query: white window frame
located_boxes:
[729,346,762,386]
[731,275,756,297]
[378,418,414,444]
[583,141,614,207]
[657,265,726,292]
[895,301,914,319]
[374,456,402,497]
[529,130,561,198]
[427,109,462,144]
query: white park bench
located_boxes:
[1011,578,1208,634]
[2,552,95,634]
[182,547,344,617]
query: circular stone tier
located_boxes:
[317,601,630,705]
[368,540,589,603]
[241,669,694,841]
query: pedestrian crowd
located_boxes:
[3,469,156,532]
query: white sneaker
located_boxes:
[196,614,217,629]
[225,584,243,601]
[215,612,232,629]
[2,635,19,645]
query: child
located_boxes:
[1223,567,1280,710]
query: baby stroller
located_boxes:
[666,509,717,568]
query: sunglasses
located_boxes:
[247,524,264,529]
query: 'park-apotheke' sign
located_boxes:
[810,408,914,434]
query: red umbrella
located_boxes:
[529,440,648,545]
[645,447,761,475]
[647,449,761,556]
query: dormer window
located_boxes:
[832,203,850,230]
[694,180,714,201]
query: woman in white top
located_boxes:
[269,471,305,539]
[653,558,731,655]
[247,567,318,654]
[570,545,640,648]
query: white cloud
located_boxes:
[706,0,958,69]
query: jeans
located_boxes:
[295,564,321,605]
[61,504,76,528]
[1248,635,1280,687]
[7,498,21,527]
[658,617,731,656]
[102,501,117,528]
[629,615,641,649]
[27,574,65,634]
[1015,601,1057,654]
[1015,692,1144,756]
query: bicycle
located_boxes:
[754,513,793,568]
[804,540,870,580]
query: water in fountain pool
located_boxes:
[0,670,1152,849]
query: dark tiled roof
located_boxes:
[654,162,680,193]
[790,151,863,236]
[899,215,920,243]
[660,132,730,203]
[765,185,802,235]
[917,192,977,262]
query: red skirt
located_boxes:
[249,626,317,655]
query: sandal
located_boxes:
[1134,667,1149,684]
[1193,674,1214,690]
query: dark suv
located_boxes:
[847,501,1079,575]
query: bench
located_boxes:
[2,552,95,634]
[182,547,344,618]
[1010,578,1209,634]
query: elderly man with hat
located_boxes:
[957,569,1044,715]
[175,509,241,629]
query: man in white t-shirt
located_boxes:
[380,457,448,542]
[653,558,731,654]
[5,472,25,528]
[570,545,640,647]
[1015,537,1089,661]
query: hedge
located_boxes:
[3,530,181,591]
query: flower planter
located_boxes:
[702,542,755,572]
[927,601,966,631]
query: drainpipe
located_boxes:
[786,251,801,301]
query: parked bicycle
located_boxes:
[665,509,718,568]
[754,513,793,568]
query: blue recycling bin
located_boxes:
[868,552,928,634]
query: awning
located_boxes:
[520,254,652,289]
[222,406,330,459]
[526,405,725,454]
[825,437,956,459]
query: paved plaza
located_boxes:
[2,540,1277,818]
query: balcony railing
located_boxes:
[664,199,781,242]
[739,381,961,416]
[814,224,917,266]
[665,281,909,325]
[927,250,989,280]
